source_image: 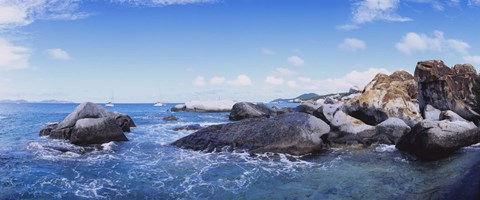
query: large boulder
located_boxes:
[369,118,411,145]
[415,60,478,121]
[229,102,276,121]
[343,71,422,127]
[396,120,479,160]
[424,104,441,121]
[172,112,330,155]
[70,117,128,145]
[39,102,135,145]
[170,100,236,112]
[320,103,376,144]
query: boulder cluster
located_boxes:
[39,102,136,145]
[172,60,480,161]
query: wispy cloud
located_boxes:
[395,30,470,55]
[340,0,411,30]
[193,74,253,87]
[192,76,206,87]
[464,55,480,64]
[45,48,70,60]
[261,48,275,55]
[227,75,253,87]
[265,76,284,86]
[287,56,304,67]
[0,37,29,70]
[111,0,217,6]
[338,38,367,52]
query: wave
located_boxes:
[374,144,397,153]
[0,115,7,120]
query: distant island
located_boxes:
[0,99,75,104]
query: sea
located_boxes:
[1,103,480,199]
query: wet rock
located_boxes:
[70,117,128,145]
[396,120,479,160]
[172,112,330,155]
[229,102,276,121]
[173,124,203,131]
[170,104,186,112]
[344,71,422,127]
[163,116,179,121]
[38,102,134,145]
[415,60,478,121]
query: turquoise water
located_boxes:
[0,103,479,199]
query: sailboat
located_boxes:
[153,89,164,107]
[105,91,114,107]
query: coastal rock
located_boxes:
[170,104,186,112]
[172,112,330,155]
[163,116,179,121]
[415,60,478,121]
[170,100,236,112]
[396,120,479,160]
[229,102,276,121]
[294,101,322,115]
[369,118,411,145]
[440,110,470,122]
[38,102,134,145]
[344,71,422,127]
[70,117,128,145]
[349,85,362,94]
[321,104,376,144]
[424,104,441,121]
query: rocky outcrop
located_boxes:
[229,102,276,121]
[170,100,236,112]
[396,120,479,160]
[173,124,203,131]
[172,112,330,155]
[415,60,478,121]
[343,71,422,127]
[39,102,135,145]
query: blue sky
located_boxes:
[0,0,480,103]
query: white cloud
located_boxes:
[192,76,206,87]
[45,48,70,60]
[275,67,296,77]
[340,0,411,30]
[210,76,226,85]
[287,56,304,67]
[298,76,312,83]
[338,38,367,52]
[396,30,470,55]
[468,0,480,6]
[314,68,391,93]
[265,76,284,85]
[112,0,216,6]
[464,55,480,64]
[261,48,275,55]
[287,80,298,88]
[228,75,253,87]
[0,38,29,70]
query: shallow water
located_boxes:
[0,103,478,199]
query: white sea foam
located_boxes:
[0,115,7,120]
[375,144,397,153]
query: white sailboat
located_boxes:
[105,91,114,107]
[153,89,164,107]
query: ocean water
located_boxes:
[0,103,479,199]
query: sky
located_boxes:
[0,0,480,103]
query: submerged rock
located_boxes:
[396,120,479,160]
[39,102,135,145]
[173,124,203,131]
[172,112,330,155]
[344,71,422,127]
[229,102,276,121]
[415,60,478,121]
[163,116,179,121]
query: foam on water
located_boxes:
[375,144,397,153]
[0,115,6,120]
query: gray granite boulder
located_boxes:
[172,112,330,155]
[229,102,276,121]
